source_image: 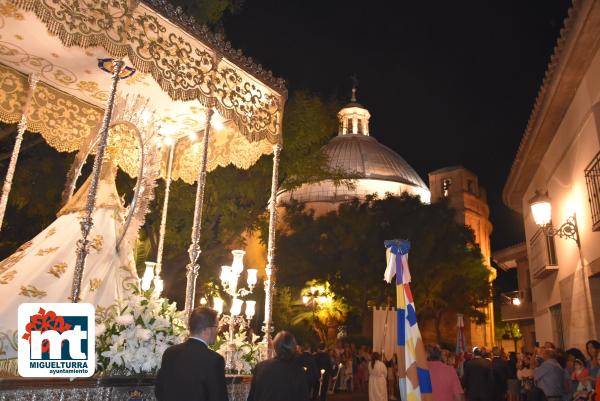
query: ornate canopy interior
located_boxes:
[0,0,286,181]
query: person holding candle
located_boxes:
[314,343,334,401]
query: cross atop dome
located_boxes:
[338,79,371,136]
[351,75,358,102]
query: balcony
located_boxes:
[529,229,558,279]
[500,291,534,322]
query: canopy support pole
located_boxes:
[261,143,281,353]
[184,109,214,320]
[155,141,175,283]
[71,60,124,303]
[0,74,38,231]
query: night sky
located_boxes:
[223,0,572,252]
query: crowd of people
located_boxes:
[292,340,400,401]
[425,340,600,401]
[154,307,600,401]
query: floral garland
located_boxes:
[95,287,187,375]
[210,329,261,375]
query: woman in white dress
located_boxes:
[369,352,388,401]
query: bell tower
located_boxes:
[429,166,496,349]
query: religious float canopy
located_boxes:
[0,0,286,177]
[0,0,285,360]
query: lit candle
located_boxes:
[153,278,163,296]
[141,262,155,291]
[319,369,325,397]
[245,300,256,319]
[213,297,224,315]
[231,298,243,316]
[231,250,245,274]
[246,269,258,287]
[212,111,224,131]
[220,266,232,283]
[163,136,174,146]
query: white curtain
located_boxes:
[372,307,397,360]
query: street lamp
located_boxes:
[529,191,580,247]
[302,286,326,336]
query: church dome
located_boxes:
[282,86,430,206]
[323,135,427,189]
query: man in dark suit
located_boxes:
[490,347,510,401]
[314,343,333,401]
[462,347,493,401]
[155,307,228,401]
[247,331,310,401]
[296,343,319,401]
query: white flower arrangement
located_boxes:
[95,287,187,375]
[210,329,261,375]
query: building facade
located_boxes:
[429,166,496,349]
[494,243,536,352]
[503,0,600,351]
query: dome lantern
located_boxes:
[337,84,371,136]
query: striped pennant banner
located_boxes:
[384,239,432,401]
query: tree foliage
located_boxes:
[292,280,349,343]
[275,194,492,336]
[170,0,243,28]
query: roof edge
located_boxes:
[492,242,527,262]
[503,0,600,212]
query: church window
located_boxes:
[442,178,451,197]
[357,119,363,134]
[347,118,353,134]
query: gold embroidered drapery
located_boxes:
[0,63,278,181]
[0,64,102,152]
[7,0,285,144]
[0,0,286,179]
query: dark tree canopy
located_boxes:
[275,194,492,335]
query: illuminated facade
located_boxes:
[429,166,496,349]
[503,1,600,350]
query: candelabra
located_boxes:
[212,250,258,371]
[141,261,163,296]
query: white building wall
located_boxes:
[522,46,600,351]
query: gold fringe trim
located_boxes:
[0,358,18,377]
